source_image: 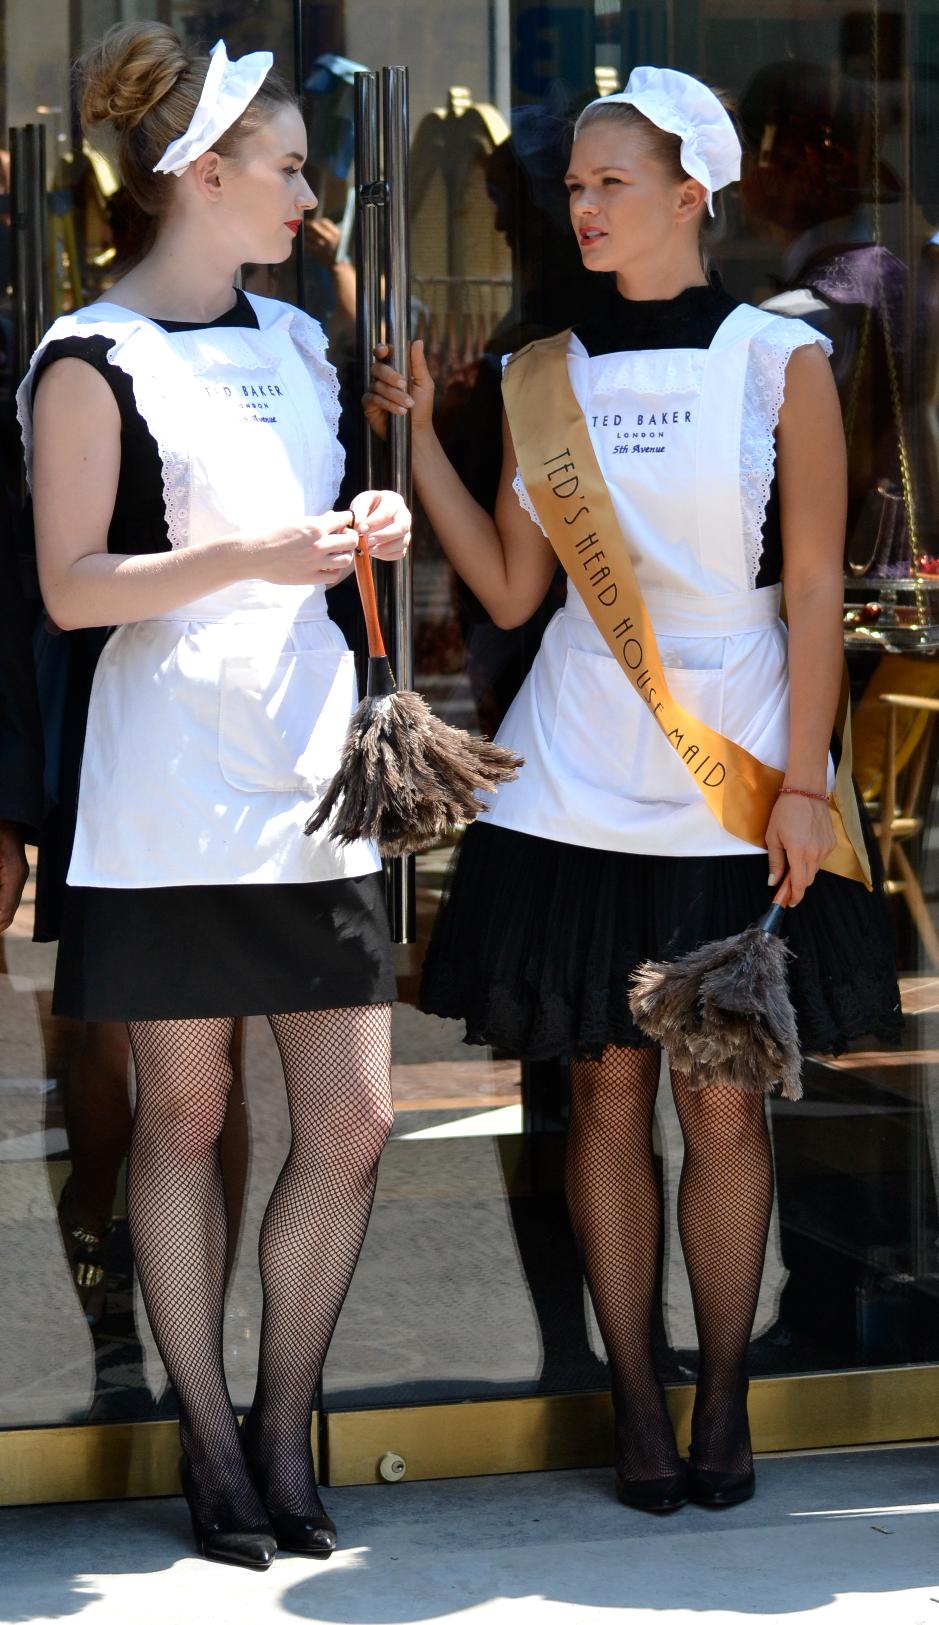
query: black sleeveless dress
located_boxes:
[31,292,395,1021]
[420,286,903,1061]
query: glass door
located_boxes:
[315,0,939,1485]
[2,0,938,1507]
[0,0,322,1506]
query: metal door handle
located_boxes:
[10,122,49,381]
[355,67,416,944]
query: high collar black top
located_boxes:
[575,280,738,356]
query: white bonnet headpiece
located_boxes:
[580,65,741,216]
[153,39,274,178]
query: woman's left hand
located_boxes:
[765,793,837,907]
[350,490,412,561]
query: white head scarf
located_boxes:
[579,65,741,216]
[153,39,274,179]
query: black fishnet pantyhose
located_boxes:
[127,1006,392,1532]
[567,1047,680,1482]
[127,1016,263,1531]
[245,1006,393,1518]
[671,1068,774,1476]
[567,1046,775,1482]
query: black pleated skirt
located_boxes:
[53,872,396,1021]
[420,820,904,1062]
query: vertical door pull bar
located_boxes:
[379,67,416,942]
[10,122,49,383]
[354,68,416,943]
[355,72,382,496]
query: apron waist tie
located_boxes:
[564,581,783,639]
[144,605,332,626]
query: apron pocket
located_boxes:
[550,648,725,805]
[218,649,356,793]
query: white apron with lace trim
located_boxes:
[483,304,834,857]
[18,291,378,888]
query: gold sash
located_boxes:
[501,330,871,888]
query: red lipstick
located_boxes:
[285,220,301,236]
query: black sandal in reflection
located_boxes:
[57,1189,112,1328]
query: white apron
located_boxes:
[18,292,378,889]
[483,305,835,857]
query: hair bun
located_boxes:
[73,22,293,235]
[77,21,190,133]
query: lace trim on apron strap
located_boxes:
[739,317,834,588]
[18,299,348,549]
[103,327,191,551]
[584,346,706,399]
[501,353,549,535]
[178,330,281,375]
[15,314,192,552]
[285,309,345,504]
[501,322,836,577]
[511,467,547,534]
[14,385,34,488]
[241,296,345,505]
[233,296,345,507]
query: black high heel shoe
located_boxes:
[241,1413,337,1558]
[615,1465,688,1515]
[686,1384,757,1508]
[686,1454,755,1509]
[180,1459,278,1570]
[263,1505,337,1558]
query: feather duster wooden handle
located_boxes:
[353,544,387,660]
[759,872,793,935]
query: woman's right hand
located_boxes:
[243,512,359,585]
[364,339,434,440]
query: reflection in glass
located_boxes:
[2,0,939,1478]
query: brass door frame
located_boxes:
[2,1367,937,1506]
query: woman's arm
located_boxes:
[32,359,363,631]
[764,341,844,904]
[366,342,557,628]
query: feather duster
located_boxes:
[629,879,802,1100]
[305,546,522,855]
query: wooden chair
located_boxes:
[866,692,939,967]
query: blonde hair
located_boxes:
[574,100,688,184]
[572,96,734,272]
[76,21,296,222]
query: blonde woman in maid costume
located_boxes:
[20,24,411,1569]
[368,67,901,1514]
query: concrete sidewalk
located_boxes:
[1,1445,937,1625]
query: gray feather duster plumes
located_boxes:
[629,923,802,1101]
[305,689,522,857]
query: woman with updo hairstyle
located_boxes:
[19,21,411,1569]
[369,67,901,1514]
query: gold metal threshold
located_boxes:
[1,1366,937,1506]
[324,1365,939,1485]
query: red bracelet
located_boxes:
[778,786,831,804]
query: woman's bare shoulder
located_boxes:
[32,352,120,420]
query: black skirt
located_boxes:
[54,872,396,1021]
[420,820,904,1061]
